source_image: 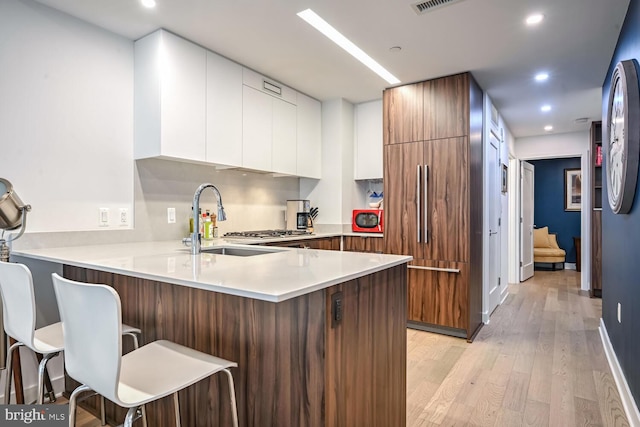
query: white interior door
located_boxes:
[488,132,501,314]
[520,161,535,281]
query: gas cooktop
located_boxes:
[223,229,313,239]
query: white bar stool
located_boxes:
[51,273,239,427]
[0,262,142,425]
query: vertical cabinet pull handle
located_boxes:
[424,165,429,243]
[416,165,421,243]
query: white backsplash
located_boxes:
[14,158,300,249]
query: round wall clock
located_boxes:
[607,59,640,214]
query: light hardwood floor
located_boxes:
[64,270,629,426]
[407,270,629,427]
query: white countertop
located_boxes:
[12,240,410,303]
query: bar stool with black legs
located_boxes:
[0,262,143,425]
[52,273,239,427]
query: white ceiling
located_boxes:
[34,0,630,138]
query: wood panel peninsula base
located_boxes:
[63,264,408,427]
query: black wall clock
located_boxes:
[606,59,640,214]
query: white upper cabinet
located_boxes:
[134,30,206,162]
[272,99,297,175]
[206,51,243,167]
[242,68,297,174]
[296,93,322,179]
[242,86,273,171]
[354,99,383,180]
[135,31,321,177]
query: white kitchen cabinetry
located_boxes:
[135,30,321,177]
[354,99,383,180]
[296,93,322,179]
[242,68,297,174]
[206,51,243,167]
[242,86,273,171]
[134,30,206,162]
[272,100,297,175]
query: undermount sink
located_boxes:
[200,246,284,257]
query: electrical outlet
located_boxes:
[99,208,109,227]
[119,208,129,226]
[618,303,622,323]
[167,207,176,224]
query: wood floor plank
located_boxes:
[495,407,524,427]
[502,371,531,413]
[467,380,507,427]
[523,399,550,427]
[574,396,604,427]
[593,370,630,427]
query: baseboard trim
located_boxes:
[0,374,65,404]
[565,262,576,270]
[482,310,490,324]
[600,318,640,427]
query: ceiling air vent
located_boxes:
[411,0,465,15]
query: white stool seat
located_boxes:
[31,321,142,354]
[0,261,143,416]
[118,340,236,406]
[52,273,239,427]
[32,322,64,353]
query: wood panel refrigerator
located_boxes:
[383,72,484,341]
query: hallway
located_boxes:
[407,270,629,426]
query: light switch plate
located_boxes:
[167,207,176,224]
[99,208,109,227]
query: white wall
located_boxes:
[0,0,134,232]
[514,131,591,291]
[301,99,360,228]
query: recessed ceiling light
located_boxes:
[540,104,552,112]
[297,9,400,85]
[526,14,544,25]
[535,72,549,82]
[544,125,553,131]
[141,0,156,8]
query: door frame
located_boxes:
[520,161,535,281]
[509,153,590,292]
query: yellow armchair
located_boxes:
[533,226,566,270]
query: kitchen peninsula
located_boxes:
[13,241,410,427]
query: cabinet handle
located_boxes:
[424,164,429,243]
[416,165,421,243]
[408,265,461,274]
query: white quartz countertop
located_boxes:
[12,240,410,302]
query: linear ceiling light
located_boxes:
[297,9,400,85]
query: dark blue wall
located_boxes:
[529,158,582,263]
[601,0,640,410]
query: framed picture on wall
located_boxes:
[565,168,582,211]
[501,164,508,193]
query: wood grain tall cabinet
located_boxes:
[591,121,602,297]
[383,73,484,341]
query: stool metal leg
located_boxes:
[122,331,147,427]
[36,352,59,404]
[173,392,181,427]
[3,341,23,404]
[69,384,92,427]
[223,369,239,427]
[123,406,138,427]
[100,395,107,425]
